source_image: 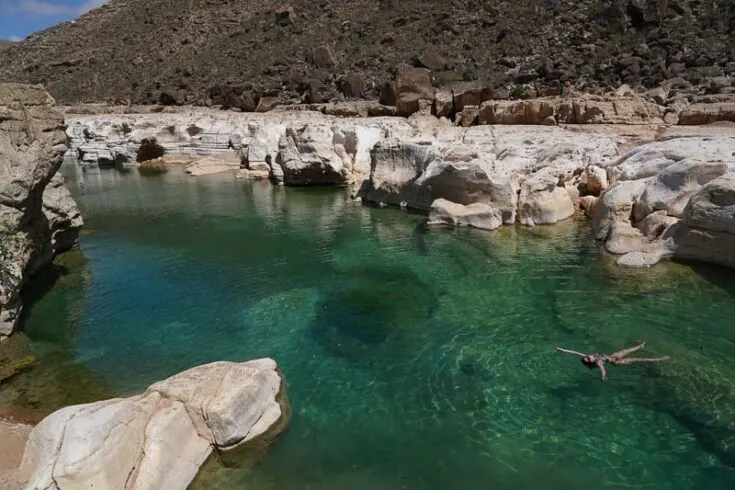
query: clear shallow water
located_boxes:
[3,163,735,489]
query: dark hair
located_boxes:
[581,357,597,369]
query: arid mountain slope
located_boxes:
[0,0,733,106]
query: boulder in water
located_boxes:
[428,198,503,231]
[19,359,288,490]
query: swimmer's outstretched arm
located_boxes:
[597,360,608,382]
[556,347,587,357]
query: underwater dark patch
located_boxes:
[309,266,437,361]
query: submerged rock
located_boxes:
[19,359,288,490]
[0,83,82,339]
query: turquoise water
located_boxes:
[4,163,735,489]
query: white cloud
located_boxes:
[7,35,23,41]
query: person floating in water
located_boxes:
[556,342,669,381]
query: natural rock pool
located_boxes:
[3,163,735,489]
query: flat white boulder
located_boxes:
[19,359,287,490]
[184,152,240,176]
[428,198,503,230]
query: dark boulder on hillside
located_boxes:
[396,66,434,116]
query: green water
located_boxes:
[3,164,735,489]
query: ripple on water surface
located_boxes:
[4,164,735,490]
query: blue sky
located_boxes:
[0,0,107,40]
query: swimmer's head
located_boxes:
[581,355,597,369]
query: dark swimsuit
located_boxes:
[598,354,609,363]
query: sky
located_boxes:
[0,0,107,40]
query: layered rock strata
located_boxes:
[18,359,288,490]
[0,84,83,339]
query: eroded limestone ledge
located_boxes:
[0,83,83,339]
[65,109,735,269]
[65,112,619,220]
[18,359,288,490]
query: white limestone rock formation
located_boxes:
[592,179,649,242]
[66,111,735,269]
[66,112,391,188]
[20,359,288,490]
[582,165,608,196]
[587,136,735,268]
[360,139,440,209]
[0,83,82,339]
[427,198,503,231]
[673,175,735,268]
[42,174,84,255]
[276,126,352,186]
[518,183,575,227]
[632,159,729,221]
[361,125,618,227]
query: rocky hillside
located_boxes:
[0,84,83,339]
[0,0,733,108]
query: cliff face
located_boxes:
[0,84,83,339]
[0,0,732,107]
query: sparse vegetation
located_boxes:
[136,137,165,163]
[510,85,525,100]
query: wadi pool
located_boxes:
[3,163,735,489]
